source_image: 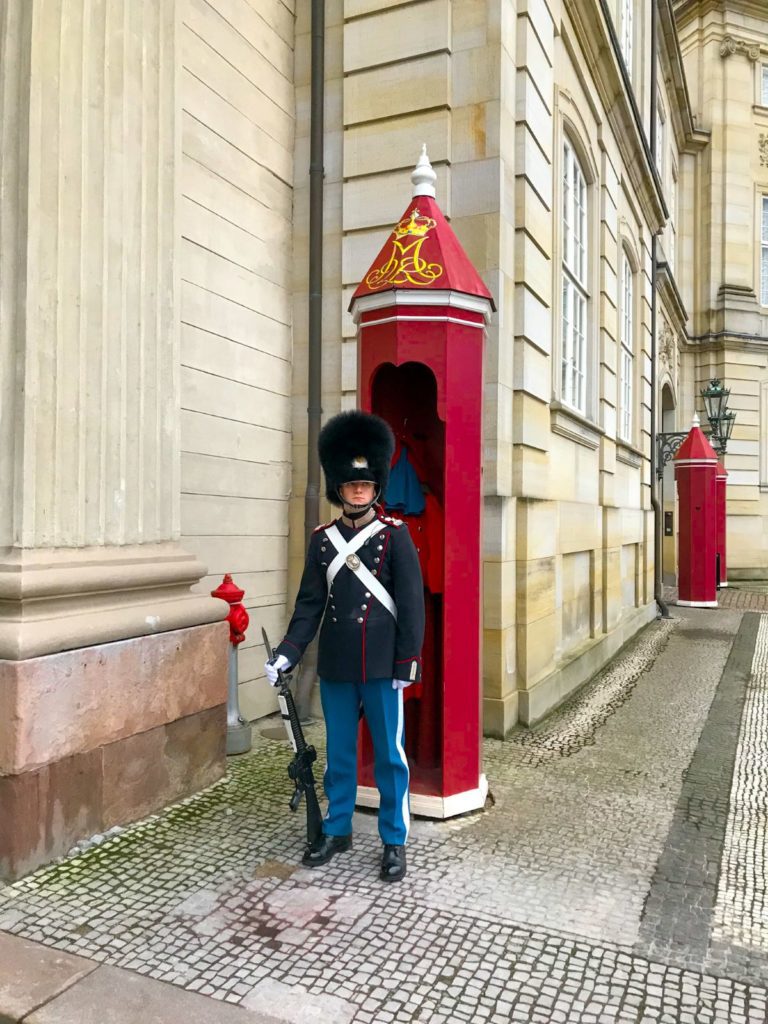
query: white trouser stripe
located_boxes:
[393,688,410,841]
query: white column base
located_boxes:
[356,774,488,820]
[719,581,729,588]
[677,599,719,607]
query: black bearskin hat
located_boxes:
[318,410,395,507]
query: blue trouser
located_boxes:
[319,678,410,845]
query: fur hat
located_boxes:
[318,410,395,507]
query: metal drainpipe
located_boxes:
[649,0,671,618]
[305,0,324,551]
[294,0,325,721]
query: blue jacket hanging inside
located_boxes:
[385,444,426,516]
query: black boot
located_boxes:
[380,844,406,882]
[301,833,352,867]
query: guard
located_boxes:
[265,410,425,882]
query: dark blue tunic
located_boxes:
[275,513,425,684]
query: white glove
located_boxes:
[392,679,412,691]
[265,654,291,686]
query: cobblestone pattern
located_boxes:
[665,586,768,611]
[502,619,675,766]
[712,614,768,954]
[636,613,760,983]
[1,608,767,1022]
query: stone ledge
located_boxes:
[0,622,228,775]
[0,705,226,882]
[21,961,284,1024]
[0,932,97,1024]
[0,543,227,660]
[616,442,644,468]
[550,403,604,450]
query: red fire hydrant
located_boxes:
[211,574,252,754]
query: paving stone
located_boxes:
[1,608,768,1022]
[0,932,97,1023]
[23,964,283,1023]
[242,978,355,1023]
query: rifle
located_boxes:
[262,628,323,849]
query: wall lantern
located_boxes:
[657,378,736,475]
[700,379,735,456]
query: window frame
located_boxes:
[761,63,768,106]
[618,248,636,444]
[762,195,768,307]
[655,100,666,181]
[619,0,633,79]
[669,169,677,273]
[561,136,590,416]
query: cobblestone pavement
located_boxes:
[2,606,768,1022]
[665,584,768,611]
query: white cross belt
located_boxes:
[324,522,397,620]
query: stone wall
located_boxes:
[287,0,662,733]
[676,3,768,580]
[0,0,229,882]
[177,0,297,719]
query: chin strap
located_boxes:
[338,487,381,519]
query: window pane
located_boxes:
[762,196,768,244]
[562,139,588,414]
[563,146,571,269]
[562,280,572,398]
[622,260,633,347]
[762,64,768,106]
[619,256,634,441]
[655,105,665,178]
[621,0,633,76]
[621,349,632,440]
[575,292,586,413]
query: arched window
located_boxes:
[619,0,633,78]
[619,249,635,441]
[562,137,589,413]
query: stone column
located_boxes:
[0,0,227,881]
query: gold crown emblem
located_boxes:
[393,208,436,240]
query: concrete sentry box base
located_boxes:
[0,622,228,881]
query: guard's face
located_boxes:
[340,481,376,505]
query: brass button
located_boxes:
[365,591,371,598]
[377,545,383,551]
[332,617,337,622]
[361,604,368,611]
[357,616,364,623]
[331,605,336,611]
[374,557,380,564]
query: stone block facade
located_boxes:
[0,624,228,880]
[3,0,768,876]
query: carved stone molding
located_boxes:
[760,135,768,168]
[720,35,761,62]
[659,322,675,366]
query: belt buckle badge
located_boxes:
[346,553,361,571]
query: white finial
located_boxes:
[411,144,437,198]
[692,412,700,428]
